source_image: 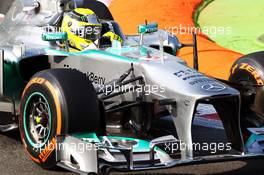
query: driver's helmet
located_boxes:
[61,8,102,50]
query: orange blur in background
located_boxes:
[109,0,243,80]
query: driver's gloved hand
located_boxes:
[102,31,123,43]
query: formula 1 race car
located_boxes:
[1,0,264,174]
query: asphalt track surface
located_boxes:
[1,127,264,175]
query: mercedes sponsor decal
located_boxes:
[201,83,226,92]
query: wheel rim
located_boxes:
[23,92,52,148]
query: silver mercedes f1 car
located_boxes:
[1,0,264,174]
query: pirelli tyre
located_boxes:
[19,69,105,169]
[229,51,264,138]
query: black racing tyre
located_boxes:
[19,69,105,169]
[229,51,264,139]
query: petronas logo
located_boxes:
[81,16,86,21]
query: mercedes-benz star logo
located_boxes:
[201,83,226,92]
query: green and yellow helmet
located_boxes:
[62,8,102,50]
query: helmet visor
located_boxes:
[80,14,100,24]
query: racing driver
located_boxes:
[61,8,122,50]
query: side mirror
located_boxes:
[42,32,68,42]
[138,23,158,34]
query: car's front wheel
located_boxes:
[19,69,105,169]
[229,51,264,140]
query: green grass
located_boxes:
[196,0,264,54]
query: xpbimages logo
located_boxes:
[164,24,232,38]
[97,82,166,96]
[164,141,232,154]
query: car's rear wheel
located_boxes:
[19,69,105,169]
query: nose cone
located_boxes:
[140,60,239,99]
